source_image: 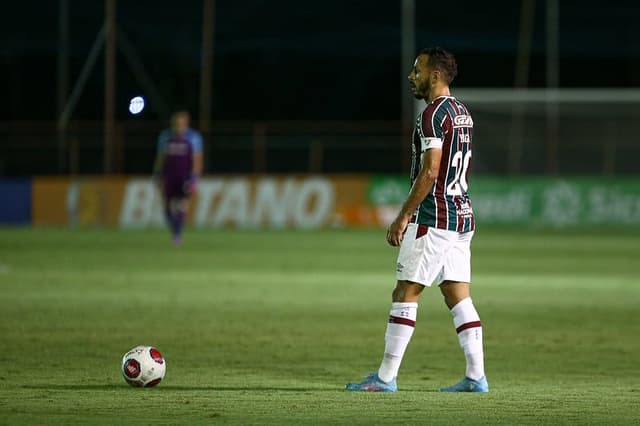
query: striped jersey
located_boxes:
[411,96,475,232]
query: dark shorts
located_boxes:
[163,177,189,200]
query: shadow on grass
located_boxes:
[20,384,341,392]
[20,384,439,393]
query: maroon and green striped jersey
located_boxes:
[411,95,475,232]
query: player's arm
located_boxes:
[185,132,204,194]
[192,151,203,177]
[191,131,204,177]
[387,148,442,247]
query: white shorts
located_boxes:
[396,224,473,286]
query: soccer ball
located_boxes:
[121,345,166,387]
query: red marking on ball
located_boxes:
[149,348,164,364]
[123,359,141,378]
[146,378,162,387]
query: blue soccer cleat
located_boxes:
[345,372,397,392]
[440,376,489,393]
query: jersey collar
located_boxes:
[429,95,455,104]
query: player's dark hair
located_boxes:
[420,47,458,84]
[170,109,190,122]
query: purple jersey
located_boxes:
[157,128,203,197]
[157,129,202,179]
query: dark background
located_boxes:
[1,1,639,176]
[2,0,638,122]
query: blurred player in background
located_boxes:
[153,110,203,245]
[346,48,487,392]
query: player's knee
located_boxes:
[442,294,457,309]
[439,281,470,309]
[392,281,423,303]
[391,286,404,302]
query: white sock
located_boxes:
[377,302,418,383]
[450,297,485,380]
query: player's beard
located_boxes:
[412,79,430,100]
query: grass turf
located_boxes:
[0,227,638,425]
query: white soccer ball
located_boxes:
[128,96,145,114]
[121,345,166,387]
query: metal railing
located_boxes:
[2,89,639,177]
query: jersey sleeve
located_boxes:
[188,130,203,153]
[419,107,447,153]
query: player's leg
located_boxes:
[155,180,171,231]
[439,230,488,392]
[441,282,484,378]
[163,198,172,229]
[345,280,422,392]
[171,197,190,244]
[162,179,180,238]
[440,280,470,309]
[439,281,487,392]
[377,280,423,381]
[164,197,179,237]
[346,224,437,392]
[162,177,192,244]
[170,178,198,244]
[383,226,458,385]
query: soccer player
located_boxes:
[346,47,487,393]
[153,110,203,245]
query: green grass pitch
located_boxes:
[0,227,638,425]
